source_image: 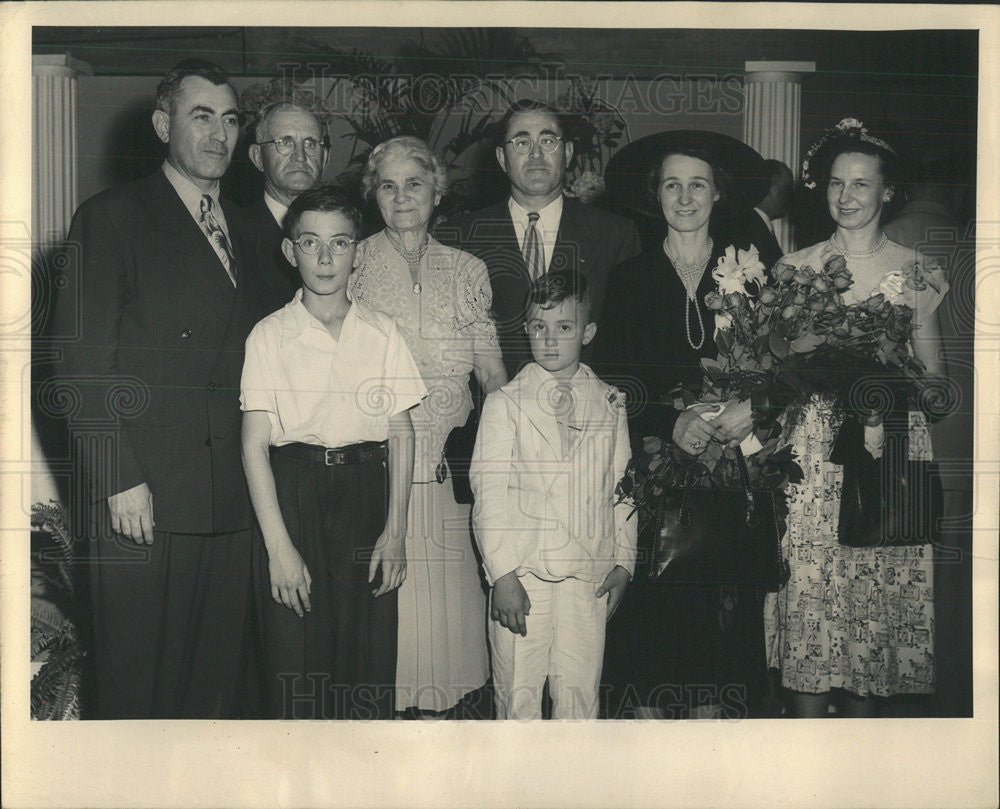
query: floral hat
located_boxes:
[604,129,770,217]
[801,118,897,190]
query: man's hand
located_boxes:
[491,571,531,636]
[595,565,631,621]
[369,531,406,597]
[107,482,155,545]
[713,399,754,445]
[268,542,312,617]
[672,404,726,455]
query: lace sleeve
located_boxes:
[457,252,501,355]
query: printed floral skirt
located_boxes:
[763,398,935,697]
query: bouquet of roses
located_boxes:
[707,250,949,431]
[617,244,948,531]
[616,245,804,533]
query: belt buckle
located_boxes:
[324,448,338,466]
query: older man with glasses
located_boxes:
[245,101,331,308]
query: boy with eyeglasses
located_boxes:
[240,185,426,719]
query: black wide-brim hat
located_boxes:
[604,129,770,217]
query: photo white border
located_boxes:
[2,3,997,808]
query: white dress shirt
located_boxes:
[240,289,427,448]
[508,195,563,274]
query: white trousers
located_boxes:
[488,574,608,719]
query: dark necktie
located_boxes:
[199,194,237,287]
[521,211,545,280]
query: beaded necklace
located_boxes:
[386,231,429,294]
[829,231,887,260]
[663,237,713,350]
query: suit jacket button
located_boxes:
[181,329,192,338]
[204,437,212,447]
[208,382,217,392]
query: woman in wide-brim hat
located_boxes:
[591,130,772,719]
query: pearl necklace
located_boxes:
[386,231,429,294]
[663,237,713,350]
[829,231,887,259]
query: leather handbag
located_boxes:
[442,407,479,505]
[648,449,789,591]
[831,415,942,548]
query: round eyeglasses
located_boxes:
[259,136,328,156]
[504,134,564,155]
[291,236,357,255]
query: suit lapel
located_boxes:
[478,200,531,324]
[552,196,586,275]
[142,171,236,321]
[506,371,563,461]
[564,373,611,462]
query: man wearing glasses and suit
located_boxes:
[54,58,270,718]
[437,99,641,378]
[244,101,331,308]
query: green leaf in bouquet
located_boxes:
[790,332,825,353]
[701,358,725,380]
[769,331,791,359]
[715,328,732,355]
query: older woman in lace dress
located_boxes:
[350,136,507,715]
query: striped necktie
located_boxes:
[521,211,545,280]
[199,195,237,287]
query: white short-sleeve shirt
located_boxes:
[240,290,427,447]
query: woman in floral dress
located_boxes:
[764,120,948,717]
[351,136,507,715]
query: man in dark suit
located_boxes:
[244,101,330,309]
[722,158,793,270]
[437,99,641,378]
[54,59,269,719]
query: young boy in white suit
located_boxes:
[471,266,636,719]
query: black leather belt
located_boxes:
[274,441,388,466]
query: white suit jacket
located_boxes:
[471,362,637,586]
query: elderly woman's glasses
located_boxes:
[259,136,328,156]
[291,236,357,255]
[504,135,564,155]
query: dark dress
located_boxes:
[591,241,769,719]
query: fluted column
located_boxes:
[32,54,92,247]
[31,54,91,508]
[743,61,815,254]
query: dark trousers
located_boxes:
[254,447,397,720]
[89,527,253,719]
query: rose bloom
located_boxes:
[832,273,853,291]
[774,263,796,283]
[865,293,886,312]
[793,269,813,285]
[811,276,831,293]
[704,291,725,310]
[782,304,798,319]
[759,287,779,305]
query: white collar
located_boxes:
[754,207,774,232]
[263,192,289,229]
[162,159,221,221]
[508,194,563,231]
